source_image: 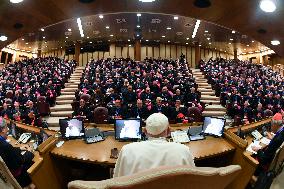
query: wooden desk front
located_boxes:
[51,136,235,165]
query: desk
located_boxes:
[51,136,235,165]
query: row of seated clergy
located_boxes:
[72,98,203,123]
[0,117,34,188]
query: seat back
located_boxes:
[37,101,50,116]
[68,165,241,189]
[187,107,203,122]
[0,156,22,189]
[93,107,108,124]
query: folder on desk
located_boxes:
[187,126,205,141]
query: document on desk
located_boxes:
[246,141,261,154]
[171,131,190,143]
[260,137,271,145]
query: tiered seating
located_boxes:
[0,57,76,127]
[199,58,284,125]
[72,57,204,124]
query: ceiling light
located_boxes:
[61,47,63,48]
[199,44,201,47]
[146,39,149,41]
[108,40,111,42]
[106,26,110,29]
[192,19,201,38]
[137,13,141,17]
[168,41,171,43]
[205,30,208,33]
[10,0,24,3]
[0,36,8,41]
[89,41,93,44]
[174,16,179,20]
[244,49,246,50]
[81,48,83,50]
[260,0,276,13]
[29,47,31,48]
[129,45,132,47]
[22,38,24,41]
[137,34,140,37]
[271,40,280,45]
[229,43,231,45]
[252,40,255,43]
[139,0,155,2]
[207,38,210,40]
[232,30,236,33]
[77,18,84,37]
[230,38,233,41]
[186,42,188,45]
[43,36,46,39]
[209,42,211,45]
[186,38,189,40]
[87,36,89,39]
[66,36,68,39]
[44,41,47,43]
[40,28,44,31]
[166,27,172,30]
[99,15,104,19]
[162,35,165,38]
[25,42,28,44]
[68,28,72,31]
[45,46,48,47]
[128,39,130,42]
[137,25,140,28]
[110,34,114,37]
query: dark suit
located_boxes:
[129,106,149,119]
[0,137,34,187]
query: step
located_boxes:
[198,85,212,89]
[201,91,215,96]
[195,79,207,82]
[205,105,226,112]
[69,80,81,83]
[64,84,78,88]
[43,116,66,128]
[51,111,73,117]
[201,95,219,101]
[56,95,75,101]
[50,104,72,112]
[199,88,214,92]
[70,76,81,79]
[202,111,226,117]
[198,83,209,86]
[56,99,73,105]
[62,88,77,92]
[191,69,201,72]
[61,91,75,95]
[201,100,220,105]
[72,73,83,76]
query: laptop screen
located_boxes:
[115,119,142,140]
[59,118,85,139]
[203,117,225,137]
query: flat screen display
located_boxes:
[115,119,142,141]
[59,118,85,139]
[203,117,225,137]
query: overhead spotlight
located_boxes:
[128,39,130,42]
[209,42,212,45]
[137,25,141,28]
[205,30,208,33]
[230,38,233,41]
[146,39,149,41]
[260,0,276,12]
[77,18,84,37]
[66,36,68,39]
[167,27,172,30]
[168,41,171,43]
[106,26,110,29]
[139,0,155,2]
[110,34,114,37]
[29,47,31,48]
[0,35,8,41]
[89,41,93,44]
[68,28,72,31]
[81,48,83,50]
[99,15,104,19]
[229,43,231,45]
[43,36,46,39]
[174,16,179,20]
[10,0,24,3]
[25,42,28,44]
[45,46,48,48]
[87,36,89,39]
[199,44,202,47]
[162,35,166,38]
[247,44,249,46]
[186,38,189,40]
[137,13,141,17]
[207,37,210,40]
[252,40,255,43]
[22,38,24,41]
[129,45,132,47]
[244,49,246,50]
[271,40,280,45]
[186,42,188,45]
[40,28,45,31]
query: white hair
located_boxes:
[146,113,169,136]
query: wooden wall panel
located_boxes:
[129,47,134,59]
[186,47,191,66]
[181,46,186,60]
[160,44,166,59]
[171,45,176,60]
[192,48,195,68]
[109,44,115,58]
[177,45,182,58]
[115,47,121,58]
[82,53,87,66]
[154,47,159,59]
[122,47,127,58]
[147,46,153,58]
[93,52,99,60]
[141,46,147,60]
[98,52,104,59]
[164,44,170,59]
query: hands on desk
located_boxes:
[20,144,33,152]
[252,146,261,152]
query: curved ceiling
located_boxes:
[0,0,283,56]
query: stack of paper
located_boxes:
[246,141,261,154]
[171,131,190,143]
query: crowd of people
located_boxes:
[199,58,284,124]
[73,57,203,123]
[0,57,76,126]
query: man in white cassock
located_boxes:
[65,121,80,138]
[113,113,195,177]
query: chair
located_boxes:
[68,165,241,189]
[188,107,203,122]
[0,156,21,189]
[36,97,50,116]
[93,107,108,124]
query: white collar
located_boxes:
[147,137,168,142]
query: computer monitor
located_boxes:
[115,119,142,141]
[203,117,225,137]
[59,118,85,139]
